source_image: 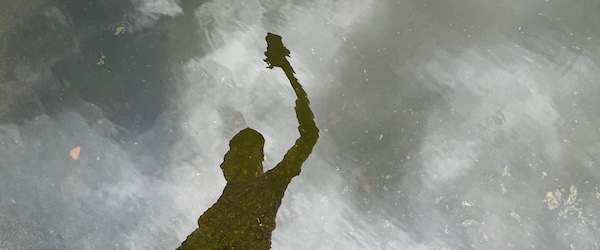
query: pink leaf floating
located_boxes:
[70,146,81,160]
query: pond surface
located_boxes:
[1,0,599,249]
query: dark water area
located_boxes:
[1,0,600,249]
[8,1,171,131]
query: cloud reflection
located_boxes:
[1,0,599,249]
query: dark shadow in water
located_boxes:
[177,33,319,249]
[49,0,170,131]
[158,0,212,68]
[0,1,171,130]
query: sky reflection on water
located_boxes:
[1,0,599,249]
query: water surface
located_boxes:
[1,0,599,249]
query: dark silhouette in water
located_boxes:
[177,33,319,249]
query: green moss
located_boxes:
[114,24,125,36]
[96,53,106,65]
[106,23,126,36]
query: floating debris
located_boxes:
[435,196,445,204]
[502,166,511,177]
[96,53,106,65]
[70,146,81,160]
[509,210,521,222]
[544,185,582,219]
[114,24,126,36]
[544,190,561,210]
[461,219,477,227]
[558,185,579,218]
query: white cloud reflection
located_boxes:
[1,0,599,249]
